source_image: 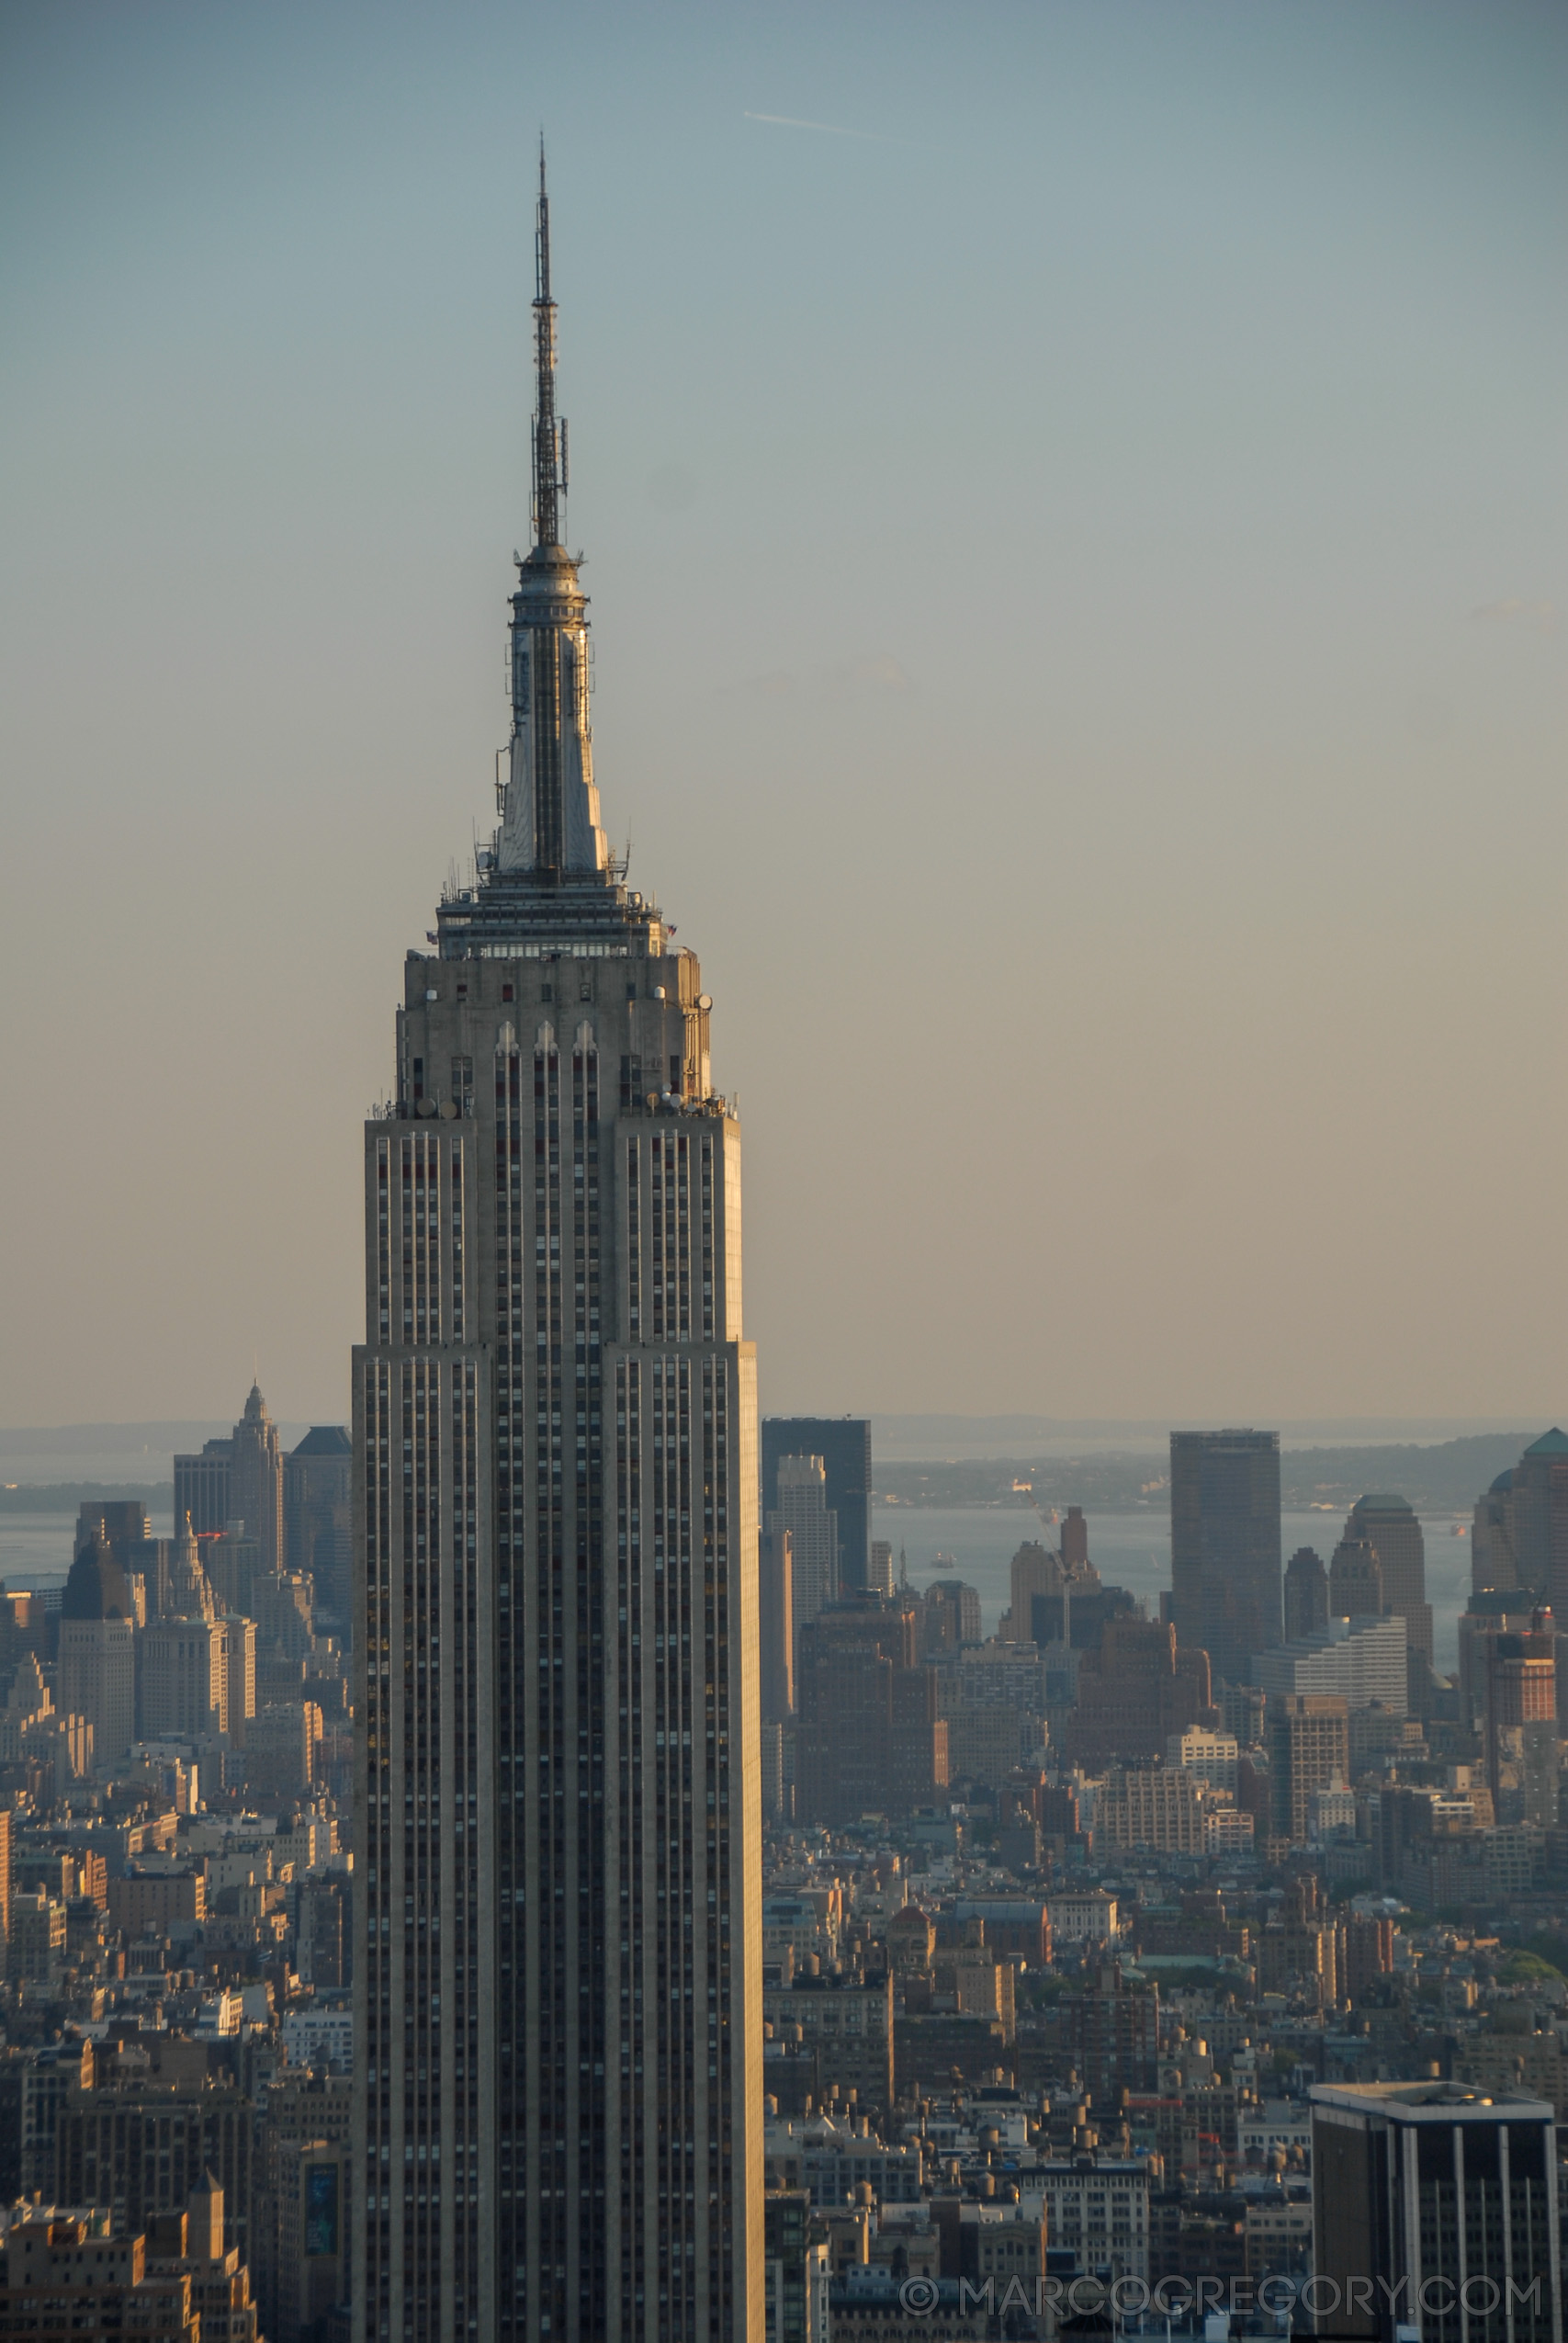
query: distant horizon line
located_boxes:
[0,1410,1549,1453]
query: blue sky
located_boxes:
[1,1,1563,1422]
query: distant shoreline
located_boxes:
[876,1431,1527,1515]
[0,1481,174,1512]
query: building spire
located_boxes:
[486,149,611,886]
[533,141,567,549]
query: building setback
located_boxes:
[352,158,761,2343]
[1252,1615,1408,1715]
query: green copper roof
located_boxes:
[1352,1493,1415,1512]
[1523,1428,1568,1457]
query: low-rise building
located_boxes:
[0,2210,197,2343]
[7,1893,66,1987]
[762,1971,894,2114]
[950,1900,1050,1966]
[281,2006,353,2072]
[1098,1768,1224,1856]
[108,1870,206,1936]
[1236,2100,1312,2167]
[762,2113,923,2207]
[827,2270,991,2343]
[1242,2190,1312,2277]
[1025,2153,1149,2282]
[56,2065,256,2269]
[1045,1891,1117,1944]
[1167,1729,1239,1794]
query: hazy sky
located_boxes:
[2,1,1563,1429]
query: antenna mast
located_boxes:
[532,142,567,549]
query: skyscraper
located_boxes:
[80,1500,160,1624]
[231,1384,285,1574]
[792,1596,944,1826]
[1310,2082,1560,2343]
[1253,1616,1407,1716]
[175,1437,233,1537]
[167,1516,218,1623]
[1472,1468,1517,1593]
[921,1577,982,1649]
[58,1531,136,1769]
[1267,1692,1348,1846]
[1282,1545,1328,1642]
[765,1457,838,1643]
[352,159,761,2343]
[1007,1534,1100,1646]
[1062,1618,1215,1771]
[1343,1492,1432,1661]
[1483,1604,1558,1826]
[757,1529,794,1724]
[140,1522,228,1745]
[1327,1534,1382,1622]
[1168,1429,1281,1683]
[286,1426,353,1631]
[1506,1426,1568,1609]
[761,1418,871,1592]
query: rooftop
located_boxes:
[1312,2080,1553,2119]
[290,1425,351,1458]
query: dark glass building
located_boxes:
[761,1418,872,1593]
[1311,2081,1560,2343]
[1283,1545,1329,1642]
[174,1438,233,1537]
[1168,1428,1281,1684]
[286,1426,352,1634]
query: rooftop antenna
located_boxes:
[532,139,567,550]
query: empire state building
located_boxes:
[353,161,762,2343]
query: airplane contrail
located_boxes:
[743,110,890,142]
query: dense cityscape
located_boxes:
[3,1396,1566,2340]
[2,127,1562,2343]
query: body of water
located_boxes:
[3,1506,1475,1673]
[874,1505,1475,1672]
[0,1512,175,1591]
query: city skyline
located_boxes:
[2,3,1563,1430]
[0,17,1562,2295]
